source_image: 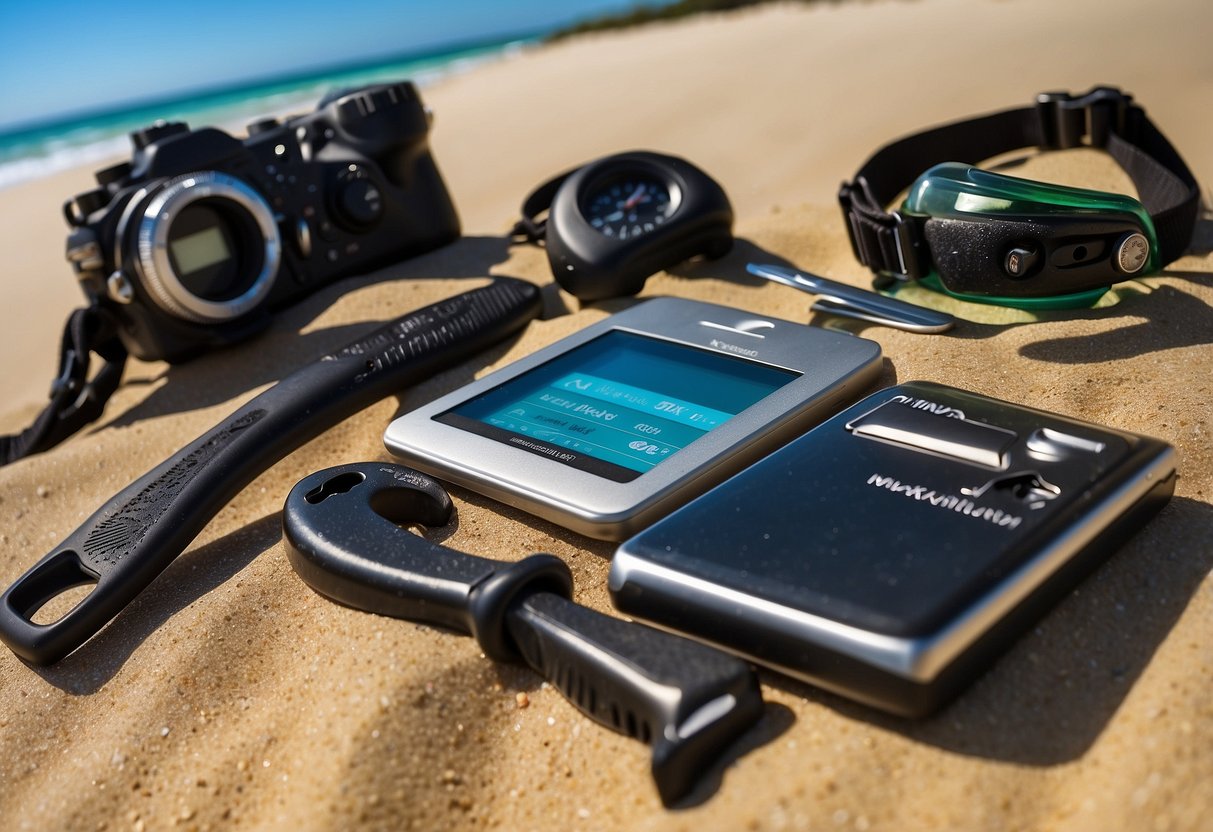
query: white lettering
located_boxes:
[889,395,966,420]
[709,338,760,358]
[866,473,1022,530]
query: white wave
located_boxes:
[0,39,528,192]
[0,135,130,191]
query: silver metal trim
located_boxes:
[611,445,1175,684]
[1114,232,1150,275]
[811,298,951,335]
[847,400,1017,468]
[890,215,910,276]
[747,263,955,334]
[1027,427,1107,457]
[106,272,134,305]
[67,240,103,271]
[294,217,312,258]
[113,185,152,273]
[697,319,770,339]
[135,172,281,323]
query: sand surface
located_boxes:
[1,1,1211,829]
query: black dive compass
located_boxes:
[514,151,734,301]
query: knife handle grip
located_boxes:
[507,592,764,806]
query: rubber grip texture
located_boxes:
[0,279,541,664]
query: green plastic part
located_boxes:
[916,274,1110,311]
[899,163,1159,309]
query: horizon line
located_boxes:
[0,26,547,138]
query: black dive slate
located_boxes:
[611,382,1177,716]
[282,462,764,806]
[0,278,542,666]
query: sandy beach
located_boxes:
[1,1,1211,829]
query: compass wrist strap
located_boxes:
[512,167,579,243]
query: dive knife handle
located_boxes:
[0,278,542,665]
[282,462,765,806]
[506,592,764,806]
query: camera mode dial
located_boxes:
[334,83,415,122]
[331,167,384,230]
[330,82,424,145]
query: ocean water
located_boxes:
[0,33,539,191]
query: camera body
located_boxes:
[63,81,460,362]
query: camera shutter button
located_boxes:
[247,117,280,136]
[334,178,383,229]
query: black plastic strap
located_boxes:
[1104,126,1200,267]
[0,305,127,467]
[511,166,578,243]
[840,87,1201,279]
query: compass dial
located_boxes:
[583,175,679,240]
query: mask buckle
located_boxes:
[1035,86,1132,150]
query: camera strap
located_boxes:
[0,304,127,467]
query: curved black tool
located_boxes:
[0,279,542,666]
[283,462,764,806]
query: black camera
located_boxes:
[62,81,460,362]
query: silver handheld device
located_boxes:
[384,297,883,539]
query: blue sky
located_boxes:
[0,0,654,130]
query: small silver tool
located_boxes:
[746,263,955,334]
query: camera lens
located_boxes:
[135,172,281,323]
[165,200,261,301]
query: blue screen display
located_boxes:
[436,330,798,482]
